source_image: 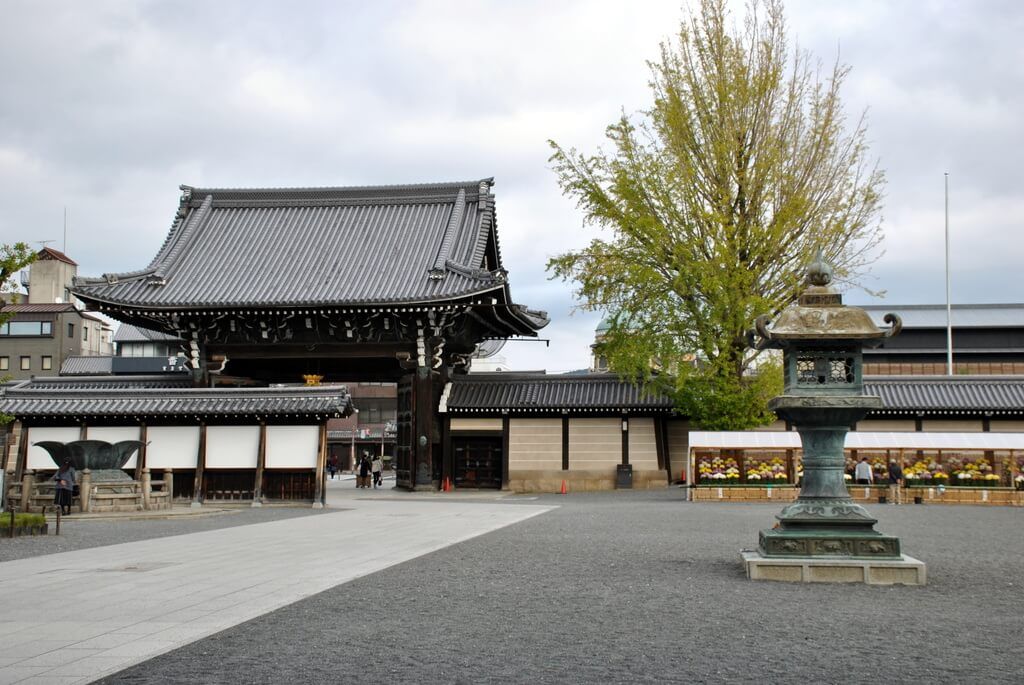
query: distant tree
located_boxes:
[548,0,884,429]
[0,242,37,421]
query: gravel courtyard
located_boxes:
[8,490,1020,684]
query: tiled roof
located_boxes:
[60,356,114,376]
[36,247,77,266]
[113,323,182,343]
[2,303,76,314]
[71,182,546,330]
[0,376,351,419]
[861,304,1024,329]
[445,373,674,413]
[865,376,1024,413]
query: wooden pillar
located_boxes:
[621,415,629,466]
[501,414,510,490]
[561,415,569,471]
[412,366,435,490]
[442,415,453,488]
[134,423,148,481]
[192,422,206,508]
[14,422,28,481]
[252,422,266,507]
[654,416,669,483]
[313,422,327,508]
[79,423,88,440]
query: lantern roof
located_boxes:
[754,251,901,347]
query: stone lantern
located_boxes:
[742,251,926,584]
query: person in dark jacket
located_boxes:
[888,460,904,505]
[358,454,372,488]
[53,459,76,515]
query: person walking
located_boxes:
[854,456,873,485]
[358,453,371,488]
[888,460,904,504]
[52,459,76,516]
[328,455,339,480]
[371,454,383,488]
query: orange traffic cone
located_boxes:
[559,479,567,495]
[443,477,451,492]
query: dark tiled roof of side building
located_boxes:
[445,373,1024,416]
[70,181,548,334]
[865,375,1024,413]
[0,376,352,419]
[446,373,675,413]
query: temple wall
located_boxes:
[265,425,319,468]
[147,426,201,469]
[27,426,81,470]
[508,418,561,471]
[856,420,916,432]
[87,426,142,468]
[450,418,503,432]
[627,418,658,471]
[206,426,260,469]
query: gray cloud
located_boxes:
[1,0,1021,373]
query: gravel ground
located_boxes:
[0,506,326,562]
[29,490,1024,684]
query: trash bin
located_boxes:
[616,464,633,489]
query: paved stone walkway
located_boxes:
[0,494,553,684]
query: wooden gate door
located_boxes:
[452,437,503,489]
[395,374,414,488]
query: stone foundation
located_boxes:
[508,468,667,493]
[741,550,927,585]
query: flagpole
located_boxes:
[945,172,953,376]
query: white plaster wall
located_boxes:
[87,426,142,468]
[921,419,983,432]
[569,418,620,470]
[989,420,1024,432]
[27,426,80,470]
[509,418,561,470]
[266,425,319,468]
[627,418,659,471]
[147,426,201,469]
[450,418,503,432]
[205,426,260,469]
[856,420,916,432]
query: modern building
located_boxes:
[0,247,113,380]
[862,304,1024,375]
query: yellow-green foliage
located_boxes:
[548,0,883,430]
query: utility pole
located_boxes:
[945,173,953,376]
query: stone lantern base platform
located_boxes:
[741,550,927,585]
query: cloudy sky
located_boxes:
[1,0,1022,372]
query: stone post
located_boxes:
[20,470,34,512]
[164,469,174,507]
[141,468,151,510]
[80,469,92,513]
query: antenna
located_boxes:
[37,240,55,248]
[64,206,68,253]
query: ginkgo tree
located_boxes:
[548,0,884,429]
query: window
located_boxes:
[0,357,8,370]
[68,323,74,338]
[83,326,88,341]
[0,321,54,336]
[20,356,30,371]
[41,356,52,371]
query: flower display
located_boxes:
[698,455,740,482]
[903,459,949,485]
[744,456,788,483]
[946,455,1001,487]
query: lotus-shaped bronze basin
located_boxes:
[34,440,146,470]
